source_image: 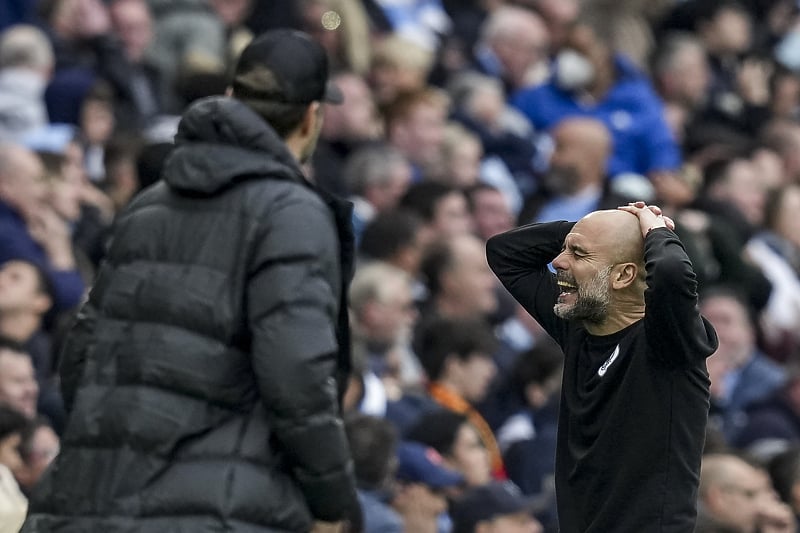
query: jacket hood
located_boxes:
[163,96,305,194]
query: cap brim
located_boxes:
[427,469,466,489]
[324,81,344,104]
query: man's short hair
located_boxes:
[400,181,460,224]
[416,316,497,381]
[344,143,407,196]
[383,87,449,133]
[359,209,423,261]
[406,409,469,457]
[344,413,397,490]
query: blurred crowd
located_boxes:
[2,0,800,531]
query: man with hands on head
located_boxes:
[486,201,718,532]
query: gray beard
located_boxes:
[554,266,612,324]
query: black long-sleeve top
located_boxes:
[487,221,718,533]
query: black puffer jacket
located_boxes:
[23,97,360,532]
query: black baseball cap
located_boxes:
[232,29,343,105]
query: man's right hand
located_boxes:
[618,201,675,238]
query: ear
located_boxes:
[31,292,52,315]
[704,485,726,513]
[791,482,800,511]
[612,263,638,290]
[300,102,321,136]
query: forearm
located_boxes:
[486,221,573,279]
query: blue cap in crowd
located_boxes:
[450,481,537,533]
[395,441,464,489]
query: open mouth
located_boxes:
[557,280,578,293]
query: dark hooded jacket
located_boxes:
[23,97,360,532]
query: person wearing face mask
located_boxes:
[511,19,682,201]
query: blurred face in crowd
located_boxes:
[444,136,482,189]
[368,160,412,213]
[560,25,611,88]
[0,431,23,473]
[466,81,505,128]
[109,0,153,63]
[771,185,800,249]
[81,98,115,145]
[47,171,83,223]
[488,10,549,88]
[322,73,380,141]
[447,422,491,487]
[703,7,752,56]
[471,187,514,241]
[431,192,473,238]
[441,234,498,316]
[545,118,610,195]
[0,349,39,419]
[669,44,711,108]
[771,72,800,120]
[447,352,496,404]
[0,260,51,318]
[0,146,47,217]
[361,276,417,347]
[719,159,766,227]
[750,147,787,190]
[704,458,768,533]
[390,101,448,168]
[15,424,59,490]
[701,294,754,372]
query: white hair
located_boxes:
[0,24,54,71]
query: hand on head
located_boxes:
[618,201,675,238]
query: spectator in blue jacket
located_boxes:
[0,143,84,312]
[511,19,681,184]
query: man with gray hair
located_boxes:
[0,24,54,140]
[345,143,412,242]
[474,5,550,92]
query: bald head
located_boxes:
[554,118,611,162]
[548,118,612,192]
[576,210,644,264]
[700,454,750,493]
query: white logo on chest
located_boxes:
[597,344,620,377]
